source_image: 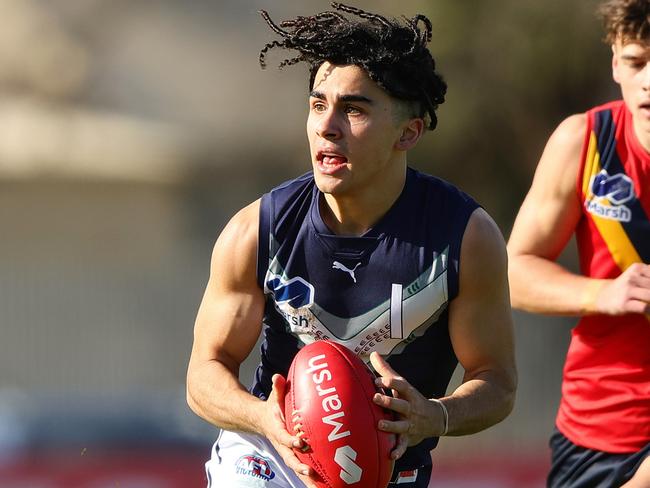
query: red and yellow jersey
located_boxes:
[557,100,650,453]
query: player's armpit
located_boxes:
[446,208,517,436]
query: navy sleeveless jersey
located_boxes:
[252,167,479,471]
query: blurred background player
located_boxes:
[507,0,650,486]
[187,3,516,487]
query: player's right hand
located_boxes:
[595,263,650,315]
[260,373,319,488]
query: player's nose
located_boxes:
[315,109,343,140]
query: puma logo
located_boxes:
[332,261,361,283]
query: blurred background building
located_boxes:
[0,0,617,486]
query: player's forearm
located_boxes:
[508,253,606,315]
[186,359,265,434]
[440,369,516,437]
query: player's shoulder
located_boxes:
[548,100,624,152]
[463,207,506,256]
[266,171,314,198]
[261,171,315,216]
[208,199,262,288]
[551,112,588,147]
[408,167,478,208]
[215,200,260,258]
[228,199,260,233]
[536,112,588,178]
[458,207,508,294]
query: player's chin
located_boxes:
[313,174,352,196]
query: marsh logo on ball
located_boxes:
[335,445,363,484]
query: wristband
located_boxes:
[431,398,448,436]
[580,279,605,314]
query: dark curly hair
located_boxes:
[599,0,650,44]
[258,2,447,131]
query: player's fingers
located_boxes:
[624,299,650,314]
[266,376,305,450]
[297,472,320,488]
[276,443,313,477]
[629,273,650,290]
[269,418,302,449]
[369,351,398,378]
[390,433,409,460]
[633,263,650,277]
[375,375,412,396]
[270,374,287,398]
[628,288,650,306]
[378,417,411,434]
[373,392,410,415]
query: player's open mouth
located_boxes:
[640,102,650,117]
[316,151,348,174]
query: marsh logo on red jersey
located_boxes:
[586,170,635,222]
[235,455,276,481]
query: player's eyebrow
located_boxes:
[621,54,644,60]
[309,90,374,105]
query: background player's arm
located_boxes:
[507,114,650,315]
[372,208,517,457]
[186,200,313,480]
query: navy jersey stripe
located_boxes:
[595,110,650,263]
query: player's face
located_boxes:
[306,62,407,197]
[612,39,650,140]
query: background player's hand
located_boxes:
[260,374,318,488]
[370,352,443,460]
[594,263,650,315]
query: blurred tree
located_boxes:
[405,0,611,228]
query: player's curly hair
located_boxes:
[599,0,650,44]
[258,2,447,131]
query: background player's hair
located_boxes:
[599,0,650,44]
[258,2,446,131]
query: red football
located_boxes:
[284,340,395,488]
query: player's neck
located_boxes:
[319,166,407,236]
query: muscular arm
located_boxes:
[186,200,267,432]
[507,114,650,315]
[186,201,314,481]
[372,208,517,455]
[507,114,594,315]
[442,208,517,435]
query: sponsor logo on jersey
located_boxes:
[265,273,315,332]
[265,250,449,357]
[235,455,276,481]
[585,170,635,222]
[332,261,361,283]
[265,274,314,308]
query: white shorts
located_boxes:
[205,430,307,488]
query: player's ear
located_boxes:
[395,118,424,151]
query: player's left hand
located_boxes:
[370,352,443,460]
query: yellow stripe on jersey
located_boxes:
[582,132,600,198]
[583,131,642,273]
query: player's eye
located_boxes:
[311,101,327,112]
[625,58,646,69]
[344,105,362,115]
